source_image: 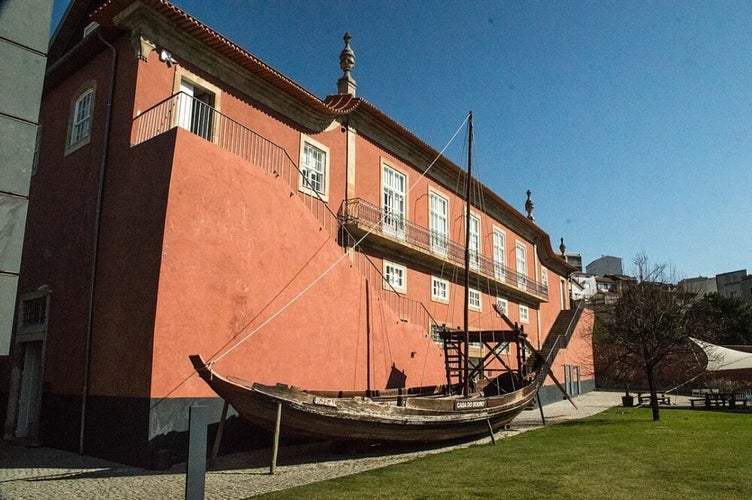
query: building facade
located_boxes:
[2,0,595,468]
[585,255,623,277]
[716,270,748,300]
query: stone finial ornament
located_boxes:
[559,237,566,256]
[525,189,535,222]
[337,33,357,95]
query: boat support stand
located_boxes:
[537,393,546,425]
[270,403,283,474]
[210,400,230,466]
[485,418,496,445]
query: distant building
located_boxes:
[563,252,583,272]
[741,275,752,303]
[716,270,748,300]
[586,256,623,277]
[678,276,717,297]
[571,273,596,301]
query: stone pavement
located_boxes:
[0,391,669,499]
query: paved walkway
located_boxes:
[0,391,661,499]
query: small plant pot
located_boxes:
[622,395,634,407]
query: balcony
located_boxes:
[341,198,548,303]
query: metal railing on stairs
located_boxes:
[530,299,587,383]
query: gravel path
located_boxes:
[0,391,658,499]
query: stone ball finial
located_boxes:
[559,237,566,256]
[340,32,355,74]
[337,33,357,95]
[525,189,535,222]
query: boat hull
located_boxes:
[190,355,539,443]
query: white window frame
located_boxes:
[382,163,407,239]
[66,87,94,152]
[383,260,406,292]
[431,276,450,303]
[516,241,527,290]
[493,227,506,282]
[430,324,444,344]
[177,79,215,141]
[519,304,529,323]
[492,299,511,353]
[468,212,481,270]
[495,297,509,317]
[17,291,50,340]
[468,288,481,310]
[172,70,221,142]
[298,135,330,201]
[541,266,548,291]
[429,190,449,256]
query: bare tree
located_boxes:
[600,254,692,420]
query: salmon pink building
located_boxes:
[2,0,594,468]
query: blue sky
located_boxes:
[52,1,752,279]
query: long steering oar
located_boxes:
[524,339,578,410]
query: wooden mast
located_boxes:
[463,112,473,398]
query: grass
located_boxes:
[254,408,752,499]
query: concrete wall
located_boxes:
[0,0,53,355]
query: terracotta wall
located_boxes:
[17,36,143,395]
[150,130,447,398]
[549,307,596,385]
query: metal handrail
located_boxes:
[342,198,549,298]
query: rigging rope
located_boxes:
[209,113,472,365]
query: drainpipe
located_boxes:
[79,30,117,455]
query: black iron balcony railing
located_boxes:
[132,91,339,235]
[341,198,548,300]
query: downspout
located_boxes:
[79,30,117,455]
[534,243,541,348]
[343,114,350,246]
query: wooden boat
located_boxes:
[190,113,571,443]
[189,327,548,443]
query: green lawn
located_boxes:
[255,408,751,499]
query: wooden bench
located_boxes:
[637,392,671,405]
[689,392,750,409]
[689,398,706,408]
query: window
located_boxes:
[431,276,449,302]
[493,228,506,281]
[299,136,329,199]
[429,191,448,256]
[516,242,527,289]
[541,266,548,292]
[68,88,94,149]
[431,324,443,343]
[83,21,99,38]
[177,79,215,141]
[468,213,481,270]
[18,293,49,336]
[20,297,46,328]
[383,261,406,292]
[468,288,481,310]
[519,304,529,323]
[495,297,508,317]
[382,164,406,239]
